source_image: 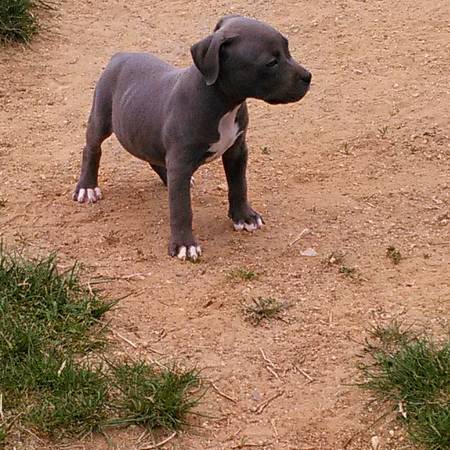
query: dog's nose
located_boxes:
[302,71,312,84]
[295,65,312,84]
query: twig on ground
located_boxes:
[298,368,314,383]
[17,424,46,444]
[260,348,281,380]
[232,442,270,449]
[87,282,94,296]
[293,364,315,383]
[59,445,87,449]
[136,430,148,445]
[57,359,67,376]
[288,228,310,247]
[139,431,177,449]
[120,272,151,280]
[343,411,390,448]
[266,365,280,380]
[271,419,279,437]
[34,0,58,10]
[155,329,167,342]
[88,272,151,284]
[113,330,138,348]
[4,412,23,431]
[259,348,274,365]
[145,346,164,355]
[212,382,238,404]
[148,358,169,370]
[254,391,284,414]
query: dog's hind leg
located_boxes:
[73,86,112,203]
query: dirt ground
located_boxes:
[1,0,449,449]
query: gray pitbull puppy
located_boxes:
[73,15,311,261]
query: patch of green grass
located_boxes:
[228,267,258,282]
[378,125,389,139]
[339,265,356,277]
[324,252,362,280]
[360,323,450,450]
[387,245,402,265]
[0,246,202,445]
[25,356,110,435]
[340,142,351,155]
[0,249,113,356]
[367,321,412,351]
[0,0,54,44]
[109,362,200,430]
[244,297,288,325]
[0,0,37,43]
[0,248,113,437]
[0,424,6,446]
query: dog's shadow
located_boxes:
[105,174,237,250]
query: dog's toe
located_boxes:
[73,186,103,203]
[177,246,187,260]
[244,222,258,232]
[94,187,103,200]
[233,215,263,232]
[76,188,86,203]
[188,245,201,261]
[87,188,97,203]
[176,245,201,262]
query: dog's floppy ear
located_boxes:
[213,14,241,31]
[190,31,236,86]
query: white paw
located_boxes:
[177,245,202,261]
[233,216,263,232]
[75,187,103,203]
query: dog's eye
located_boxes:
[266,59,278,68]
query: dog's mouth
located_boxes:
[265,87,310,105]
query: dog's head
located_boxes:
[191,15,311,104]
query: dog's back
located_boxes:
[92,52,182,162]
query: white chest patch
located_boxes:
[205,104,243,163]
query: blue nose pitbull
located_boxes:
[73,15,311,261]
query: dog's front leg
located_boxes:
[167,161,201,261]
[222,138,263,232]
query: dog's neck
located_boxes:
[187,66,245,114]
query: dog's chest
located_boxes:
[205,105,242,163]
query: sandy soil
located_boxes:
[0,0,449,449]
